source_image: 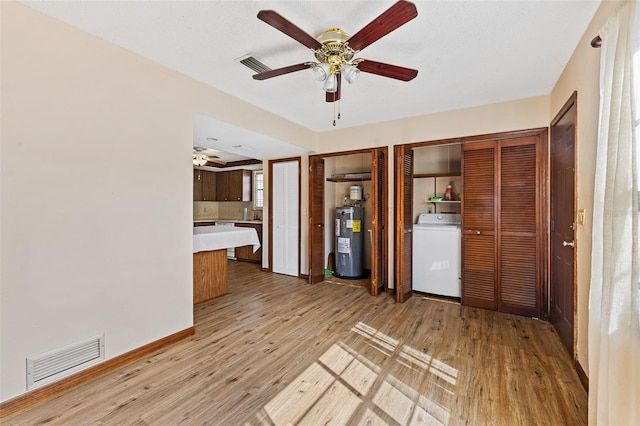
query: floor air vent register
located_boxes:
[26,334,105,390]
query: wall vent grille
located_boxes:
[27,334,105,389]
[237,55,272,74]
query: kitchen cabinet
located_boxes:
[194,170,203,201]
[461,132,545,317]
[193,169,217,201]
[216,170,251,201]
[234,223,262,263]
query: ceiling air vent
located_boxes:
[237,55,272,74]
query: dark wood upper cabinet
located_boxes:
[195,169,252,202]
[461,130,546,317]
[202,170,217,201]
[193,169,203,201]
[193,169,218,201]
[217,170,251,201]
[216,171,230,201]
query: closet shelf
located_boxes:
[326,177,371,182]
[413,172,461,179]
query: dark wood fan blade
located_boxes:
[325,75,342,102]
[357,59,418,81]
[257,10,322,50]
[348,1,418,52]
[253,63,310,80]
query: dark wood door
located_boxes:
[308,156,325,284]
[394,145,413,303]
[370,148,387,296]
[462,141,497,310]
[550,93,577,356]
[499,137,541,316]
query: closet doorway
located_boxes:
[308,148,388,296]
[394,128,549,318]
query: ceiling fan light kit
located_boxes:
[253,0,419,126]
[193,153,209,166]
[341,63,360,84]
[312,62,331,82]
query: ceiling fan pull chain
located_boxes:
[332,99,342,126]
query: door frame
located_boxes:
[308,148,388,291]
[549,91,578,355]
[268,157,301,276]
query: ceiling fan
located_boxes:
[252,0,419,124]
[193,146,226,166]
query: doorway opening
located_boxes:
[308,148,388,296]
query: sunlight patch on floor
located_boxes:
[252,321,459,425]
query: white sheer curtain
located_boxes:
[588,0,640,424]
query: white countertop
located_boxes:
[193,226,261,254]
[194,219,262,225]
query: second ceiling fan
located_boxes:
[253,0,419,107]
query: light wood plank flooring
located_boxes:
[3,262,587,425]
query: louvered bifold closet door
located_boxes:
[462,142,497,310]
[371,148,387,295]
[309,156,325,284]
[395,145,413,302]
[499,138,540,316]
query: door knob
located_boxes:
[562,240,574,247]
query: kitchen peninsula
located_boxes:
[193,225,260,304]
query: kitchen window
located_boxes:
[253,171,264,210]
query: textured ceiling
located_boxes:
[22,0,601,156]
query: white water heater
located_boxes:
[335,206,364,279]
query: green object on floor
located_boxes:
[325,268,333,277]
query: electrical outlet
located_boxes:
[577,209,585,226]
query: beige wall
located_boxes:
[550,0,618,373]
[0,2,315,402]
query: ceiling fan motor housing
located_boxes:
[314,28,356,73]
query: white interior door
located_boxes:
[272,161,299,276]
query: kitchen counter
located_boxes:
[193,226,260,304]
[193,226,260,254]
[194,219,262,225]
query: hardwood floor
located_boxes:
[3,262,587,425]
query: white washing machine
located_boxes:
[412,213,461,297]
